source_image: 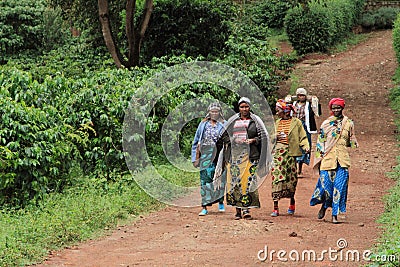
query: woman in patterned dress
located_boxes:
[270,99,309,217]
[310,98,358,224]
[192,102,226,216]
[215,97,271,220]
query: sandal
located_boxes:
[270,210,279,217]
[234,213,242,220]
[318,206,327,219]
[198,209,208,216]
[243,210,251,219]
[332,215,339,224]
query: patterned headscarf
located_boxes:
[329,98,345,109]
[205,102,224,122]
[276,99,294,113]
[208,102,222,112]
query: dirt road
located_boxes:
[39,30,398,267]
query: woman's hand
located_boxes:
[244,138,255,144]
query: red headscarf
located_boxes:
[328,98,345,109]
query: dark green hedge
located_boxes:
[284,0,365,55]
[393,13,400,64]
[141,0,235,64]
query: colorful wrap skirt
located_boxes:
[271,143,298,201]
[310,164,349,216]
[226,152,260,208]
[199,145,225,206]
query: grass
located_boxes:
[329,32,371,54]
[268,28,290,49]
[369,174,400,266]
[367,72,400,266]
[0,163,198,266]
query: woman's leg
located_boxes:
[298,162,303,175]
[234,207,242,220]
[288,197,296,215]
[271,201,279,217]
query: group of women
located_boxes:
[191,90,358,224]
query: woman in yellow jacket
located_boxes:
[270,99,310,217]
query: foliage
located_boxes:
[218,11,297,105]
[285,1,334,54]
[284,0,365,55]
[41,5,70,51]
[0,93,89,206]
[4,36,114,82]
[361,7,400,30]
[141,0,236,64]
[369,40,400,266]
[393,13,400,65]
[0,0,46,57]
[48,0,104,48]
[250,0,297,29]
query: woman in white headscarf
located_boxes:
[215,97,271,220]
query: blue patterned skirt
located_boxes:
[310,165,349,216]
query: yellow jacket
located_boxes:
[275,117,309,157]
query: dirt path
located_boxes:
[39,30,398,267]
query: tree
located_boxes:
[98,0,153,68]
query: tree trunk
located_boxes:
[129,0,153,67]
[126,0,136,67]
[98,0,127,68]
[99,0,153,68]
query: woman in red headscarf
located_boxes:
[270,99,310,217]
[310,98,358,224]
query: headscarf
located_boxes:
[238,97,251,106]
[208,102,222,112]
[296,88,307,96]
[204,102,224,122]
[328,98,345,109]
[276,99,295,113]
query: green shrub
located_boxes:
[285,1,335,54]
[0,96,88,206]
[220,22,296,102]
[284,0,365,55]
[250,0,296,29]
[361,7,400,30]
[4,37,114,82]
[141,0,235,64]
[0,0,66,57]
[393,13,400,64]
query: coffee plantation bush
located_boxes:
[141,0,235,64]
[284,0,365,54]
[250,0,296,29]
[0,97,88,206]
